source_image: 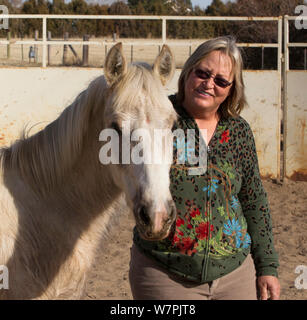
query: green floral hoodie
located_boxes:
[133,95,279,283]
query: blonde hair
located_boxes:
[177,36,247,118]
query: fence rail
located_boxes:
[0,14,282,68]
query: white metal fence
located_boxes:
[0,14,282,68]
[0,14,306,180]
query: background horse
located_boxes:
[0,43,177,299]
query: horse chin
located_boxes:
[136,223,173,241]
[138,231,170,242]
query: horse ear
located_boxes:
[152,44,175,86]
[104,43,127,85]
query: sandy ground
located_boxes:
[83,178,307,300]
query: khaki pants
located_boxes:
[129,245,257,300]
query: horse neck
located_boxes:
[3,75,121,210]
[57,125,122,215]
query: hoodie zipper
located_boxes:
[203,125,218,282]
[203,144,212,282]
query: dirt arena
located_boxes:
[1,37,306,300]
[83,178,307,300]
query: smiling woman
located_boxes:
[129,36,281,301]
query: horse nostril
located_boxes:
[139,206,150,226]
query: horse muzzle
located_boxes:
[134,200,176,241]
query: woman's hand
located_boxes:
[257,275,280,300]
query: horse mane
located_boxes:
[0,75,108,196]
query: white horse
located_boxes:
[0,43,177,299]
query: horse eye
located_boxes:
[111,122,122,134]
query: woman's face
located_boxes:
[183,50,234,116]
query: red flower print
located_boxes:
[171,234,181,246]
[190,208,201,218]
[177,237,197,255]
[220,129,230,143]
[195,222,214,240]
[180,237,195,250]
[186,242,198,256]
[187,223,193,229]
[176,217,185,227]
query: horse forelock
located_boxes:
[108,64,174,122]
[1,75,108,197]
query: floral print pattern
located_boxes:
[133,96,279,283]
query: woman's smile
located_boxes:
[195,87,215,98]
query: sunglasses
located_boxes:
[193,68,233,88]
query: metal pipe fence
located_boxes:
[0,14,282,68]
[1,14,306,180]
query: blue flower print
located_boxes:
[223,218,242,247]
[202,178,219,196]
[235,236,242,248]
[240,233,251,249]
[224,219,251,249]
[173,138,195,163]
[231,196,239,209]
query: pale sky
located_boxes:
[191,0,213,10]
[191,0,235,10]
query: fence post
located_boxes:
[7,30,10,59]
[278,17,282,75]
[131,44,133,63]
[82,34,89,67]
[63,32,69,65]
[47,31,51,66]
[162,18,166,44]
[277,16,283,182]
[42,17,47,67]
[283,16,289,181]
[284,16,289,71]
[34,30,39,64]
[21,33,24,61]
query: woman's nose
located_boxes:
[203,76,215,88]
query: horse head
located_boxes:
[102,43,177,241]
